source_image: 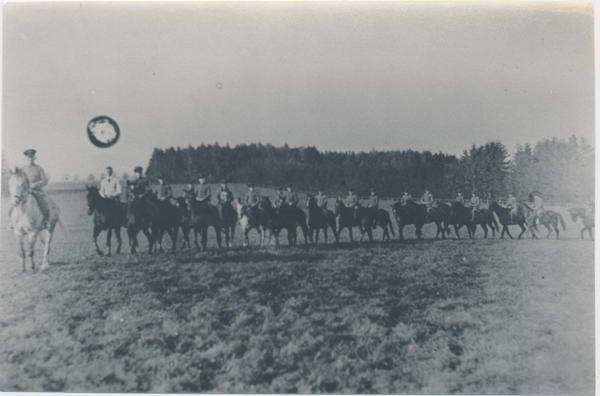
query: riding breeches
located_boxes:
[31,192,51,223]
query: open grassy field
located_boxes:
[0,187,594,393]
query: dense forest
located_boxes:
[144,136,594,204]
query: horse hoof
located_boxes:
[97,251,104,257]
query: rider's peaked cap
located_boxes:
[248,183,255,188]
[157,174,165,179]
[134,166,143,173]
[533,191,543,196]
[425,187,430,190]
[198,173,205,179]
[24,149,36,157]
[220,179,227,184]
[287,184,292,188]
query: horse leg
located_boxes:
[244,228,249,247]
[453,224,460,239]
[482,224,488,239]
[398,224,404,240]
[505,225,514,239]
[128,228,136,254]
[93,225,104,256]
[215,226,222,249]
[170,226,178,252]
[106,228,113,256]
[517,224,526,239]
[115,227,123,254]
[18,233,27,272]
[545,225,552,239]
[301,224,309,245]
[142,227,154,253]
[367,226,373,242]
[589,227,594,241]
[40,229,52,271]
[27,231,39,271]
[349,227,354,243]
[201,227,208,251]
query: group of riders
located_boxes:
[9,148,547,230]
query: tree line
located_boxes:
[143,136,594,204]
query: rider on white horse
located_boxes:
[8,149,50,230]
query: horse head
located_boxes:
[333,199,344,216]
[306,194,314,208]
[85,184,102,215]
[568,207,586,223]
[8,168,30,207]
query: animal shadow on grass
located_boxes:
[175,252,326,265]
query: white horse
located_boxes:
[8,168,63,272]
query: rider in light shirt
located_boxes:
[99,166,122,201]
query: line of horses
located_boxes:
[84,185,591,257]
[7,169,593,273]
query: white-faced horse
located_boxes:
[235,198,276,247]
[8,168,63,272]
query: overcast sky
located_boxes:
[2,1,594,180]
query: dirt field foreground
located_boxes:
[0,190,594,393]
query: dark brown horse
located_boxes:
[522,203,566,239]
[305,194,338,244]
[149,193,180,253]
[125,192,157,254]
[218,201,238,248]
[174,196,192,249]
[568,207,594,240]
[272,197,311,245]
[86,185,126,256]
[334,199,360,243]
[390,200,449,239]
[354,205,396,242]
[488,202,527,239]
[184,191,222,251]
[449,202,498,239]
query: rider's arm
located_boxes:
[31,167,49,190]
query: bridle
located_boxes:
[10,175,29,207]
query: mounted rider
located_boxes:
[533,191,545,224]
[506,192,518,223]
[284,185,299,207]
[99,166,122,201]
[400,190,412,206]
[8,149,50,230]
[217,180,235,221]
[468,190,481,221]
[316,188,328,216]
[129,166,151,198]
[420,187,434,212]
[274,186,285,208]
[153,174,173,206]
[367,188,379,210]
[346,188,359,209]
[195,174,212,204]
[454,190,465,205]
[244,183,261,217]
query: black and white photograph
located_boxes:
[0,1,595,393]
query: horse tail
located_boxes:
[57,214,71,241]
[558,213,566,231]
